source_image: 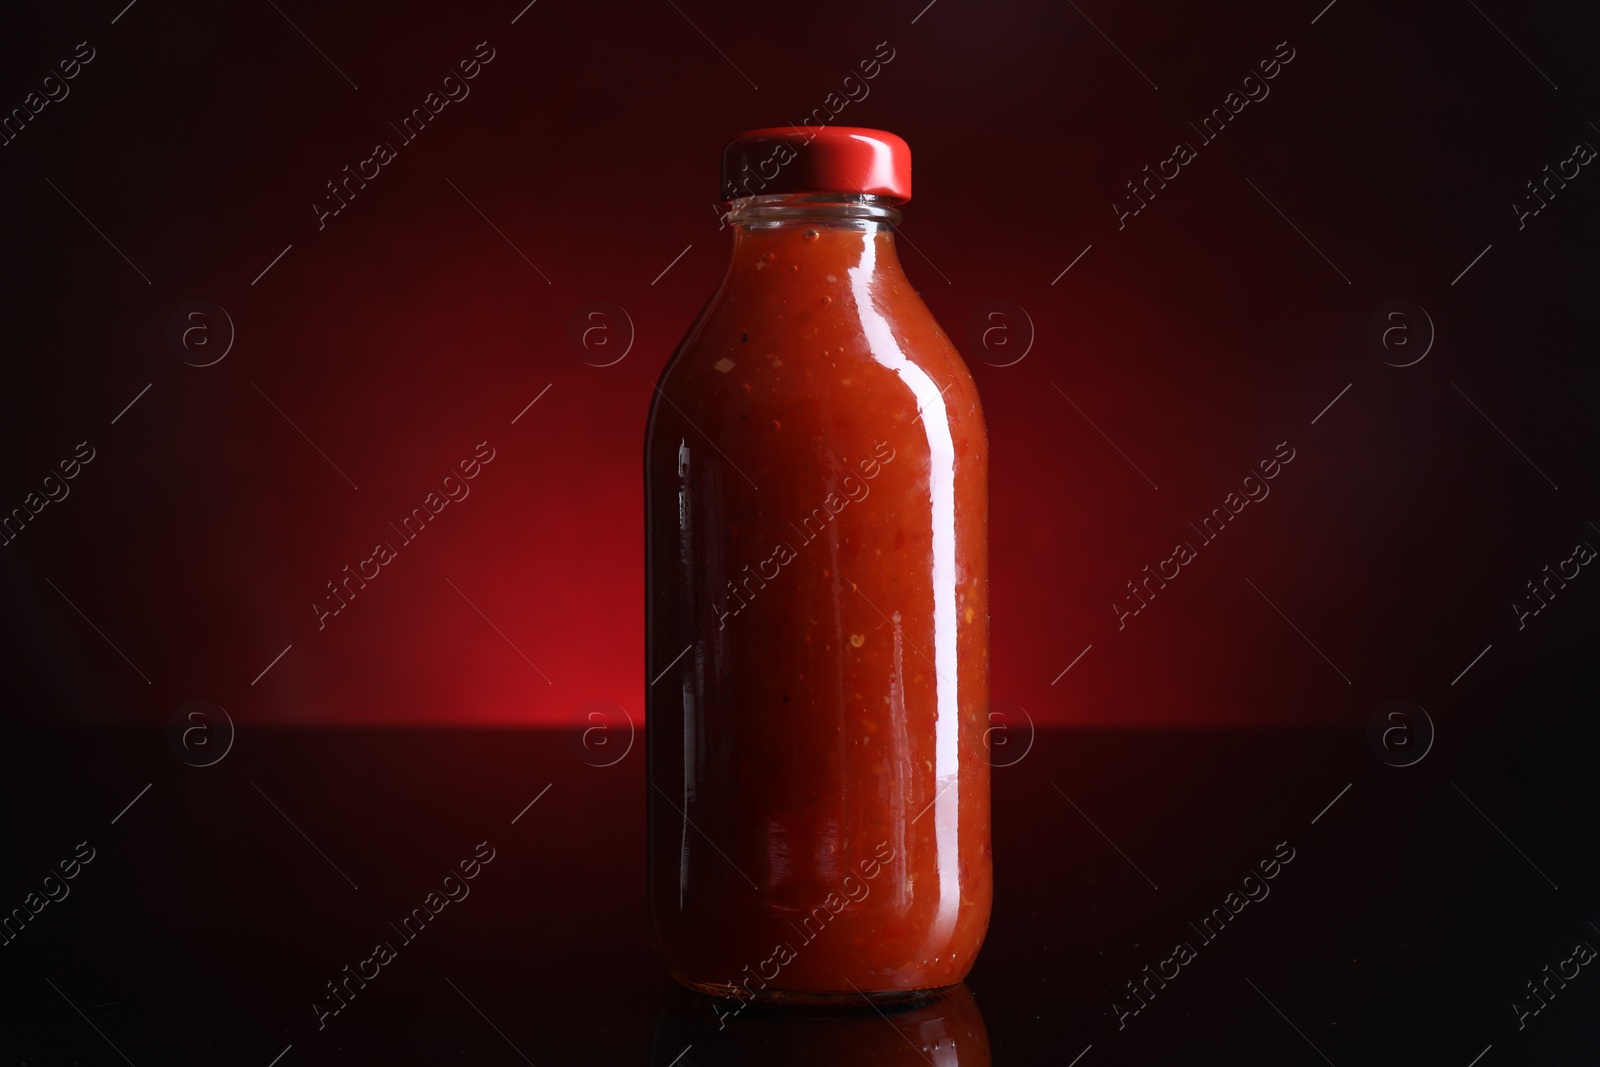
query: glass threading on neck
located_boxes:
[726,193,902,232]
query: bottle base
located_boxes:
[673,974,957,1009]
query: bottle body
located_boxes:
[646,194,990,1000]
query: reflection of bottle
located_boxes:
[649,982,991,1066]
[645,127,991,1001]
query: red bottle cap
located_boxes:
[721,126,912,204]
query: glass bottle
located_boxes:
[646,127,990,1002]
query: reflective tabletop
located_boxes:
[1,724,1593,1064]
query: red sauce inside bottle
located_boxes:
[647,148,990,1001]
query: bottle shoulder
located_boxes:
[650,263,986,447]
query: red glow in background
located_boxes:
[2,0,1596,729]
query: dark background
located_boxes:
[0,0,1597,1062]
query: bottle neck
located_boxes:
[723,193,906,278]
